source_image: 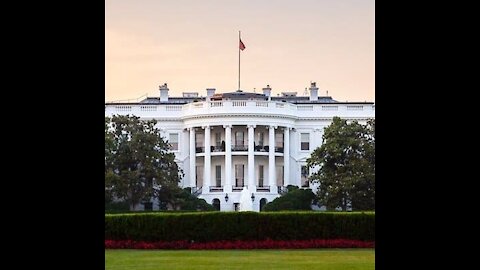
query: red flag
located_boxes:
[239,39,246,51]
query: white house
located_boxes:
[105,82,375,211]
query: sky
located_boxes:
[105,0,374,102]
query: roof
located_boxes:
[106,89,373,105]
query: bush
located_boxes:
[105,212,374,242]
[263,188,316,211]
[105,201,130,213]
[105,238,375,249]
[158,187,215,211]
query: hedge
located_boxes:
[105,212,374,242]
[263,188,316,211]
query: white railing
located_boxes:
[297,105,313,111]
[166,105,182,111]
[107,100,375,119]
[210,101,223,107]
[256,101,268,107]
[347,105,363,111]
[233,101,246,107]
[140,105,157,111]
[322,105,338,111]
[115,105,132,111]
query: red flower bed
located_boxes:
[105,239,375,249]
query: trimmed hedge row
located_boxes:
[105,239,375,249]
[105,212,374,242]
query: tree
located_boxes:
[307,117,375,211]
[263,186,316,211]
[157,187,215,211]
[105,115,182,210]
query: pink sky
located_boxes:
[106,0,374,102]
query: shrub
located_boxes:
[105,212,374,242]
[105,239,375,249]
[263,188,316,211]
[105,201,130,213]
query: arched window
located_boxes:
[260,198,268,211]
[212,198,221,211]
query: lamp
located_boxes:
[251,193,255,202]
[225,193,229,202]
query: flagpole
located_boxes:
[238,30,241,91]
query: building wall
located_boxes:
[105,100,374,211]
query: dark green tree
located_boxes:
[307,117,375,211]
[158,187,215,211]
[263,186,316,211]
[105,115,182,210]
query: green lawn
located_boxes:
[105,249,375,270]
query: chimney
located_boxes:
[262,84,272,97]
[309,82,318,101]
[206,88,216,97]
[159,83,169,102]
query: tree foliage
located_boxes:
[307,117,375,211]
[263,186,316,211]
[157,187,215,211]
[105,115,182,210]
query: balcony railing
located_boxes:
[191,187,202,196]
[232,186,244,192]
[232,144,248,151]
[106,100,375,120]
[196,145,284,153]
[256,186,270,192]
[209,186,224,192]
[277,186,288,195]
[212,145,225,152]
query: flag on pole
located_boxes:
[239,39,246,51]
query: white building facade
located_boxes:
[105,83,375,211]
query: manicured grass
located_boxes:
[105,249,375,270]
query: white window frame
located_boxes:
[300,132,310,151]
[169,133,179,151]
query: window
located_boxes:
[276,166,284,186]
[195,133,204,153]
[275,133,284,147]
[196,166,203,187]
[195,133,204,147]
[235,164,244,187]
[258,165,264,187]
[169,133,179,150]
[215,132,222,147]
[301,166,309,187]
[215,165,222,187]
[258,132,264,146]
[235,132,244,146]
[275,133,284,152]
[301,133,310,150]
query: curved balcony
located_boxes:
[195,144,284,156]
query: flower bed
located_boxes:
[105,239,375,249]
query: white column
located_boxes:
[203,125,211,192]
[283,127,290,188]
[269,125,276,192]
[224,124,232,193]
[248,124,256,191]
[189,127,196,188]
[313,128,322,150]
